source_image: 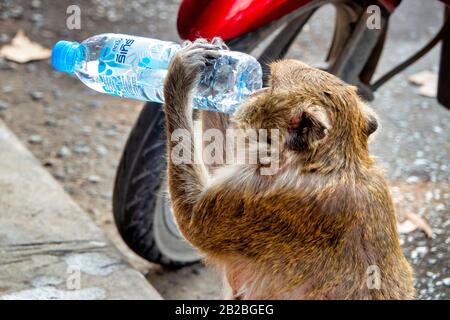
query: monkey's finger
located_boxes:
[193,38,209,45]
[203,50,221,59]
[205,56,218,67]
[183,48,220,61]
[181,40,192,48]
[185,42,222,53]
[211,37,229,50]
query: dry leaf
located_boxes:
[398,219,418,234]
[408,70,438,98]
[398,212,433,238]
[418,82,437,98]
[0,30,51,63]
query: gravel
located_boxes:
[0,58,10,70]
[443,278,450,287]
[28,135,43,144]
[53,169,66,181]
[87,175,101,183]
[2,85,13,93]
[0,33,9,43]
[73,143,90,155]
[0,100,9,110]
[30,91,44,101]
[57,146,71,158]
[30,0,41,9]
[94,145,108,156]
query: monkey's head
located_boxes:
[233,59,378,169]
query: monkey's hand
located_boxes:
[164,38,228,122]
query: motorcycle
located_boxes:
[113,0,450,268]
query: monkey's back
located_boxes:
[189,165,415,299]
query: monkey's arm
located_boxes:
[163,40,223,226]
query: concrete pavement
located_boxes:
[0,119,162,300]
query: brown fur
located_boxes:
[163,39,415,300]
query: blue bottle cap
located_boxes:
[52,41,80,74]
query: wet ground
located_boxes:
[0,0,448,299]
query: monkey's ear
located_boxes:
[366,113,378,136]
[286,105,331,151]
[362,104,378,136]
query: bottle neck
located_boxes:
[52,41,82,74]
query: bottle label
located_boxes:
[99,74,140,98]
[91,36,177,102]
[98,37,177,76]
[114,38,135,64]
[98,37,137,76]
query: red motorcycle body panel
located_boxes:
[378,0,401,12]
[177,0,312,40]
[177,0,403,41]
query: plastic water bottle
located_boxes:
[51,34,262,114]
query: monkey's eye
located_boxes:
[323,91,332,98]
[294,116,314,134]
[289,115,306,130]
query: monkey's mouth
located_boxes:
[250,87,270,98]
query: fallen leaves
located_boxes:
[390,181,437,239]
[398,212,433,238]
[0,30,51,63]
[408,70,438,98]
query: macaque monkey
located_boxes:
[163,38,415,299]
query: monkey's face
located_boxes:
[233,60,378,159]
